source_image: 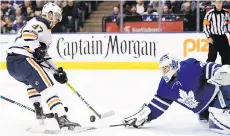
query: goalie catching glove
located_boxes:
[53,67,68,84]
[123,104,151,128]
[208,65,230,86]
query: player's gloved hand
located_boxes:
[32,45,47,61]
[208,65,230,86]
[122,104,151,128]
[53,67,68,84]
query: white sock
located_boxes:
[41,86,66,117]
[27,85,41,105]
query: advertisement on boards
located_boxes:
[0,34,160,69]
[105,21,184,32]
[54,34,157,61]
[1,33,227,69]
[182,33,229,63]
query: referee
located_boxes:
[203,0,230,65]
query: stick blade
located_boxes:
[100,110,115,119]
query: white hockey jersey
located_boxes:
[7,16,57,72]
[7,16,52,58]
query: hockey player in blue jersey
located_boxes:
[123,53,230,135]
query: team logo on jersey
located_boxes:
[177,89,199,109]
[35,81,39,85]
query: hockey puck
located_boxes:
[90,115,96,122]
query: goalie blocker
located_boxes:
[123,53,230,135]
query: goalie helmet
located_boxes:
[42,2,62,27]
[159,53,180,82]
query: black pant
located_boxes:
[6,54,53,92]
[207,34,230,65]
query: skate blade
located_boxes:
[38,119,45,125]
[26,127,60,134]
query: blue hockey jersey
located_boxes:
[147,58,221,120]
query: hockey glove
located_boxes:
[123,104,151,128]
[53,67,68,84]
[208,65,230,86]
[32,44,47,61]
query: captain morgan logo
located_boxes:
[56,35,157,59]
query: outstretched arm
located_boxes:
[123,78,173,128]
[147,94,173,120]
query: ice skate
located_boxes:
[54,113,81,131]
[33,102,46,120]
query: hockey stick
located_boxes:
[88,120,136,130]
[109,123,130,127]
[0,95,54,118]
[42,59,115,119]
[26,123,130,134]
[78,123,131,132]
[66,82,115,119]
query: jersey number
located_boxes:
[32,24,43,33]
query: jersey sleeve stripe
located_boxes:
[206,62,211,79]
[23,33,37,39]
[147,103,164,120]
[149,102,166,112]
[205,62,221,79]
[211,64,218,78]
[151,99,169,111]
[153,95,171,107]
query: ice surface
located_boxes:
[0,70,226,136]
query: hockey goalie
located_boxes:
[123,53,230,135]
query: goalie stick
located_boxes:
[26,123,130,134]
[43,59,115,119]
[0,95,54,118]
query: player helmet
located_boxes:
[159,53,180,83]
[41,2,62,27]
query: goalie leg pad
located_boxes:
[211,86,230,109]
[208,107,230,135]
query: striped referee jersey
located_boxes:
[203,7,230,38]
